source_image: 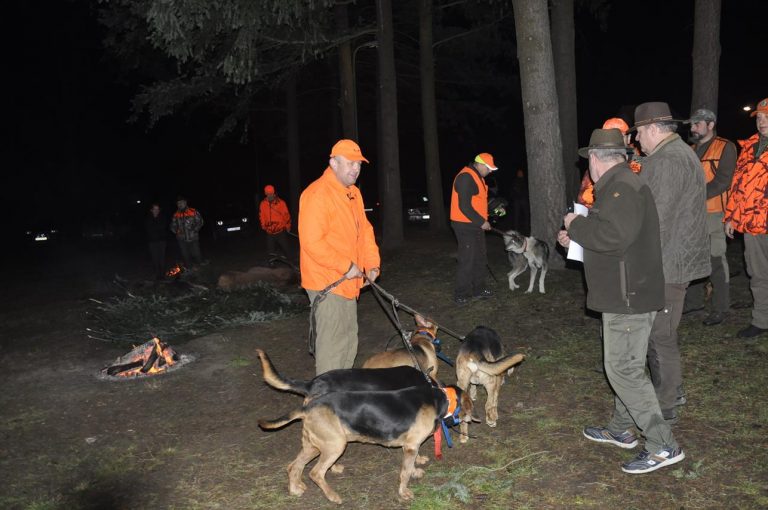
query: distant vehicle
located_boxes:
[24,225,60,243]
[404,190,431,223]
[211,203,252,240]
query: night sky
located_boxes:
[7,0,767,240]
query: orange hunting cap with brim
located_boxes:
[475,153,498,171]
[264,184,275,195]
[751,98,768,117]
[330,139,369,163]
[602,117,630,135]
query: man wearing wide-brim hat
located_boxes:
[632,101,711,424]
[559,128,684,474]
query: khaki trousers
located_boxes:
[307,290,358,375]
[603,312,678,452]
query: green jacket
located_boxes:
[569,163,664,314]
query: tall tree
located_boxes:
[335,4,357,140]
[419,0,447,233]
[285,74,301,219]
[376,0,404,248]
[512,0,566,262]
[691,0,721,112]
[550,0,579,202]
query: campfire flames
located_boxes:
[166,264,183,277]
[101,337,180,378]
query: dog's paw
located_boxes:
[330,463,345,474]
[288,481,306,497]
[326,491,343,505]
[399,488,415,501]
[459,435,469,444]
[412,467,425,479]
[486,420,497,428]
[415,454,429,465]
[525,289,533,294]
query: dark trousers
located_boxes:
[266,231,292,259]
[178,239,202,266]
[148,241,166,278]
[453,224,487,299]
[647,282,687,412]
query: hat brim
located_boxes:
[629,117,684,132]
[578,145,633,158]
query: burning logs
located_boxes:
[101,337,180,378]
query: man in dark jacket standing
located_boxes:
[559,128,684,474]
[145,203,167,279]
[450,153,498,306]
[633,102,710,423]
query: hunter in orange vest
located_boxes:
[259,185,293,259]
[724,98,768,338]
[450,152,497,305]
[682,108,738,326]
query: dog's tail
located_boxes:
[469,353,526,376]
[256,349,312,396]
[258,409,305,430]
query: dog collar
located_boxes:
[440,387,459,420]
[413,328,436,341]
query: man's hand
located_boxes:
[344,262,363,280]
[557,229,571,248]
[563,212,579,230]
[362,267,380,287]
[481,221,491,231]
[724,221,735,239]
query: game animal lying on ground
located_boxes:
[256,351,474,504]
[361,314,439,377]
[455,326,525,442]
[503,229,550,294]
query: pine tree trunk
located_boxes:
[419,0,447,233]
[691,0,721,112]
[335,4,357,140]
[550,0,579,203]
[512,0,567,267]
[286,74,301,220]
[376,0,404,249]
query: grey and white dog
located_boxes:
[502,230,549,294]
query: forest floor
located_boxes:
[1,225,766,509]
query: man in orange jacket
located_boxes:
[725,98,768,338]
[450,152,498,306]
[259,184,292,259]
[299,139,381,374]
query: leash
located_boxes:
[363,275,466,342]
[307,275,347,356]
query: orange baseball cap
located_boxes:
[602,117,630,135]
[264,185,275,194]
[750,98,768,117]
[330,139,369,163]
[474,153,498,171]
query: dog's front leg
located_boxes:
[526,266,538,293]
[398,445,420,501]
[507,268,523,291]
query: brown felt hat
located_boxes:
[630,101,682,131]
[578,129,627,158]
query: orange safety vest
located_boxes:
[724,133,768,235]
[450,166,488,222]
[697,137,729,213]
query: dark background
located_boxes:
[6,0,767,244]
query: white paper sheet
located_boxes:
[567,202,589,262]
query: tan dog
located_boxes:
[455,326,525,443]
[362,314,439,378]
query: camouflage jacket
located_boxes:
[170,207,204,242]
